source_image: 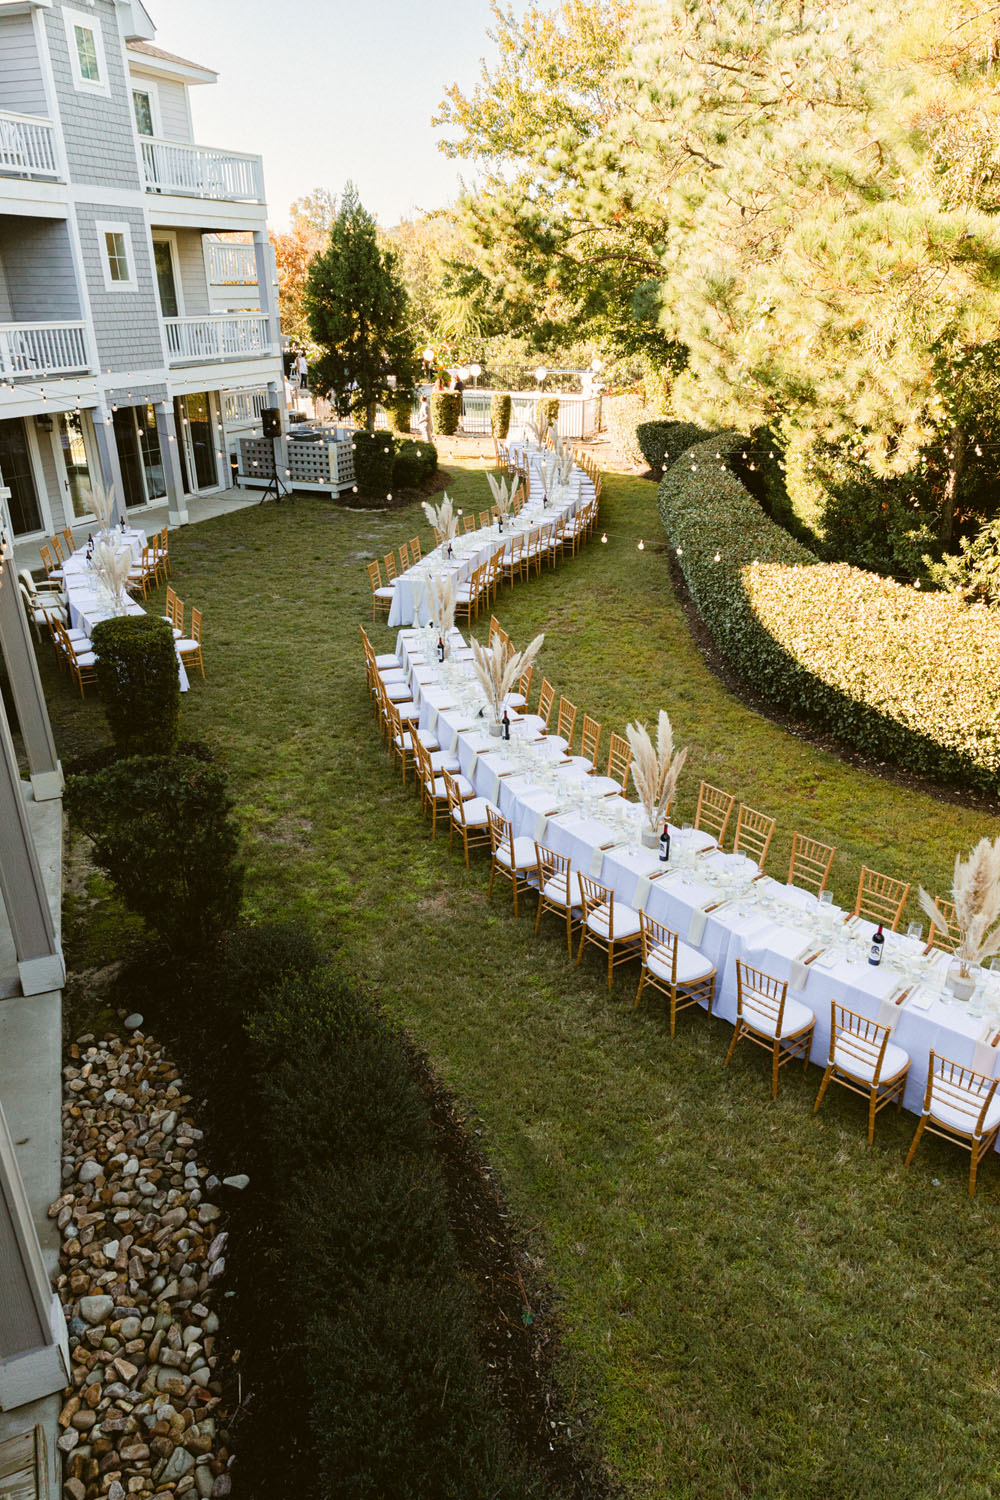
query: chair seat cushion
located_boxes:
[544,734,571,754]
[429,750,461,773]
[562,753,595,773]
[928,1089,1000,1136]
[375,652,400,669]
[688,828,719,853]
[394,732,413,752]
[73,651,97,667]
[415,729,439,751]
[380,667,408,684]
[455,795,495,826]
[586,901,641,940]
[395,702,420,721]
[542,872,583,908]
[585,775,622,796]
[384,682,411,701]
[647,940,714,987]
[496,835,537,872]
[374,586,395,599]
[833,1036,909,1086]
[430,773,474,800]
[743,994,814,1040]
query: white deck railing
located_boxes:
[0,322,88,377]
[164,314,271,364]
[142,139,264,202]
[0,110,59,179]
[208,242,257,284]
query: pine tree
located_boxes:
[305,184,418,432]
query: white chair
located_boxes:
[19,578,66,641]
[813,1003,910,1142]
[724,961,815,1098]
[905,1051,1000,1196]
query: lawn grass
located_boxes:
[49,461,1000,1499]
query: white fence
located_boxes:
[208,243,257,284]
[164,314,271,364]
[223,387,269,425]
[142,139,264,202]
[0,321,88,377]
[372,391,602,440]
[0,110,59,178]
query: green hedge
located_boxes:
[657,432,1000,792]
[392,438,437,489]
[203,924,545,1499]
[636,420,710,477]
[535,396,559,434]
[388,393,413,435]
[91,615,179,757]
[353,431,396,498]
[490,392,511,439]
[431,392,461,436]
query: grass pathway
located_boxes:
[49,464,1000,1499]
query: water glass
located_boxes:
[906,921,924,944]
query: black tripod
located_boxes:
[258,434,291,505]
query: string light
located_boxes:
[600,533,607,544]
[637,539,645,551]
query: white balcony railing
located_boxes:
[208,242,257,284]
[0,110,60,179]
[0,321,88,378]
[142,139,264,203]
[164,314,271,364]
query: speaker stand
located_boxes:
[258,435,291,505]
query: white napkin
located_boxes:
[688,908,708,946]
[633,875,652,908]
[972,1022,997,1077]
[788,938,822,992]
[588,846,606,879]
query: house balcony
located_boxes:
[0,321,88,378]
[141,139,264,204]
[0,112,59,182]
[207,242,257,285]
[163,313,271,365]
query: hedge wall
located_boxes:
[657,432,1000,792]
[636,419,711,478]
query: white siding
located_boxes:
[0,12,47,117]
[154,78,192,142]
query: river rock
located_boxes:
[79,1294,114,1326]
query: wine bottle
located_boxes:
[502,709,510,741]
[868,924,885,966]
[659,823,671,863]
[437,634,445,663]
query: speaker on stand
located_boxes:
[259,406,290,504]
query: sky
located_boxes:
[151,0,533,231]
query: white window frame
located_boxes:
[64,7,110,97]
[151,230,184,317]
[96,220,137,292]
[131,80,161,139]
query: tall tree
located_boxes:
[305,184,418,432]
[270,190,338,354]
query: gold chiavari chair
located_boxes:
[732,803,776,871]
[384,696,415,786]
[635,911,716,1035]
[694,781,736,849]
[50,534,65,564]
[398,541,411,572]
[531,678,555,735]
[814,1002,910,1143]
[61,525,75,556]
[488,615,503,646]
[788,832,836,895]
[462,514,476,534]
[853,866,911,932]
[563,714,601,774]
[506,661,533,713]
[413,736,459,837]
[455,561,487,624]
[486,806,537,914]
[576,874,642,991]
[534,844,583,956]
[152,525,170,580]
[925,897,959,954]
[724,961,815,1098]
[383,550,398,583]
[177,606,205,679]
[444,768,493,867]
[486,548,503,605]
[409,536,422,563]
[367,559,393,620]
[547,696,577,755]
[52,618,98,698]
[500,532,525,587]
[163,586,184,640]
[603,732,632,792]
[40,543,63,582]
[906,1051,1000,1196]
[479,510,491,529]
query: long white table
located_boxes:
[387,458,594,628]
[62,531,189,692]
[394,629,1000,1128]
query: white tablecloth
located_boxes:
[387,466,593,627]
[63,533,189,692]
[394,631,1000,1130]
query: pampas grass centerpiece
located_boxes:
[427,572,457,659]
[486,472,522,522]
[91,538,133,615]
[422,492,458,543]
[919,835,1000,987]
[626,711,688,845]
[470,632,544,733]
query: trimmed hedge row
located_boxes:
[490,392,512,438]
[636,419,711,477]
[91,615,179,757]
[431,391,461,436]
[657,432,1000,792]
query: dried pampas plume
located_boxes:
[919,834,1000,975]
[486,471,521,517]
[422,491,458,541]
[626,710,688,834]
[470,631,544,725]
[91,538,133,610]
[91,481,116,537]
[428,571,456,651]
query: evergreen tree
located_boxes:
[305,184,418,431]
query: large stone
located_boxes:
[63,1479,87,1500]
[79,1295,114,1327]
[210,1473,232,1498]
[221,1175,248,1191]
[161,1447,195,1483]
[124,1014,143,1030]
[78,1160,102,1184]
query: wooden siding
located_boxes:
[0,11,47,118]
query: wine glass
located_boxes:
[906,921,924,943]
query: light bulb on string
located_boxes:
[714,552,721,562]
[637,539,644,551]
[600,533,607,544]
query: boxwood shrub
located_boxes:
[431,391,461,436]
[490,392,512,439]
[535,396,559,434]
[636,419,711,477]
[91,615,180,757]
[392,438,437,489]
[353,431,396,498]
[657,432,1000,792]
[388,392,413,434]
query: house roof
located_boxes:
[127,39,218,82]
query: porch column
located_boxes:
[0,550,61,802]
[155,401,188,526]
[0,1099,69,1410]
[252,230,283,353]
[91,406,126,527]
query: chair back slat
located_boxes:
[733,803,776,870]
[639,910,678,978]
[580,715,601,767]
[854,866,911,931]
[736,961,788,1033]
[829,1002,893,1083]
[926,896,959,953]
[695,781,736,845]
[536,678,555,728]
[928,1051,1000,1136]
[556,696,577,745]
[789,832,836,894]
[606,732,632,789]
